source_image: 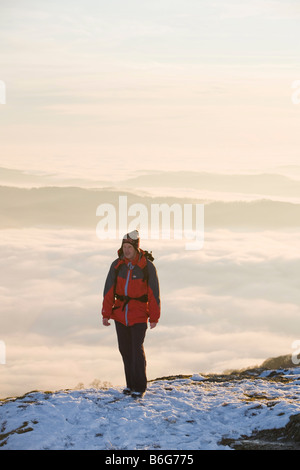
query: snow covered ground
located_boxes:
[1,367,300,450]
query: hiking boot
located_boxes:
[131,391,145,398]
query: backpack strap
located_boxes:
[115,293,148,311]
[113,261,123,299]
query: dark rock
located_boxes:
[220,413,300,450]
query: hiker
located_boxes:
[101,230,161,398]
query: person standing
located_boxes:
[102,230,161,398]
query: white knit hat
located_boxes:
[122,230,140,250]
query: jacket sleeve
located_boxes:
[102,260,118,319]
[147,260,161,323]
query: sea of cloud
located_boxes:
[1,227,299,398]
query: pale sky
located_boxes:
[1,1,300,398]
[1,0,300,179]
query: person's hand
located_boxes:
[150,322,157,329]
[103,318,111,326]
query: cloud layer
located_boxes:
[1,227,299,398]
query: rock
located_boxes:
[220,413,300,450]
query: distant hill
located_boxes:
[1,186,300,230]
[1,167,300,199]
[260,354,297,370]
[222,354,299,375]
[121,171,300,199]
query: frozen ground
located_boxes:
[1,367,300,450]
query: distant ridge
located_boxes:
[1,166,300,199]
[0,185,299,229]
[1,354,298,403]
[225,354,298,372]
[153,354,300,383]
[120,171,300,199]
[260,354,297,370]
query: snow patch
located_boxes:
[1,368,300,450]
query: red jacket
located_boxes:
[102,250,160,326]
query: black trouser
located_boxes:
[114,321,147,393]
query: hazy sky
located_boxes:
[1,1,300,399]
[1,0,300,179]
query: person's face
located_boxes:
[123,243,136,260]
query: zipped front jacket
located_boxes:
[102,250,161,326]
